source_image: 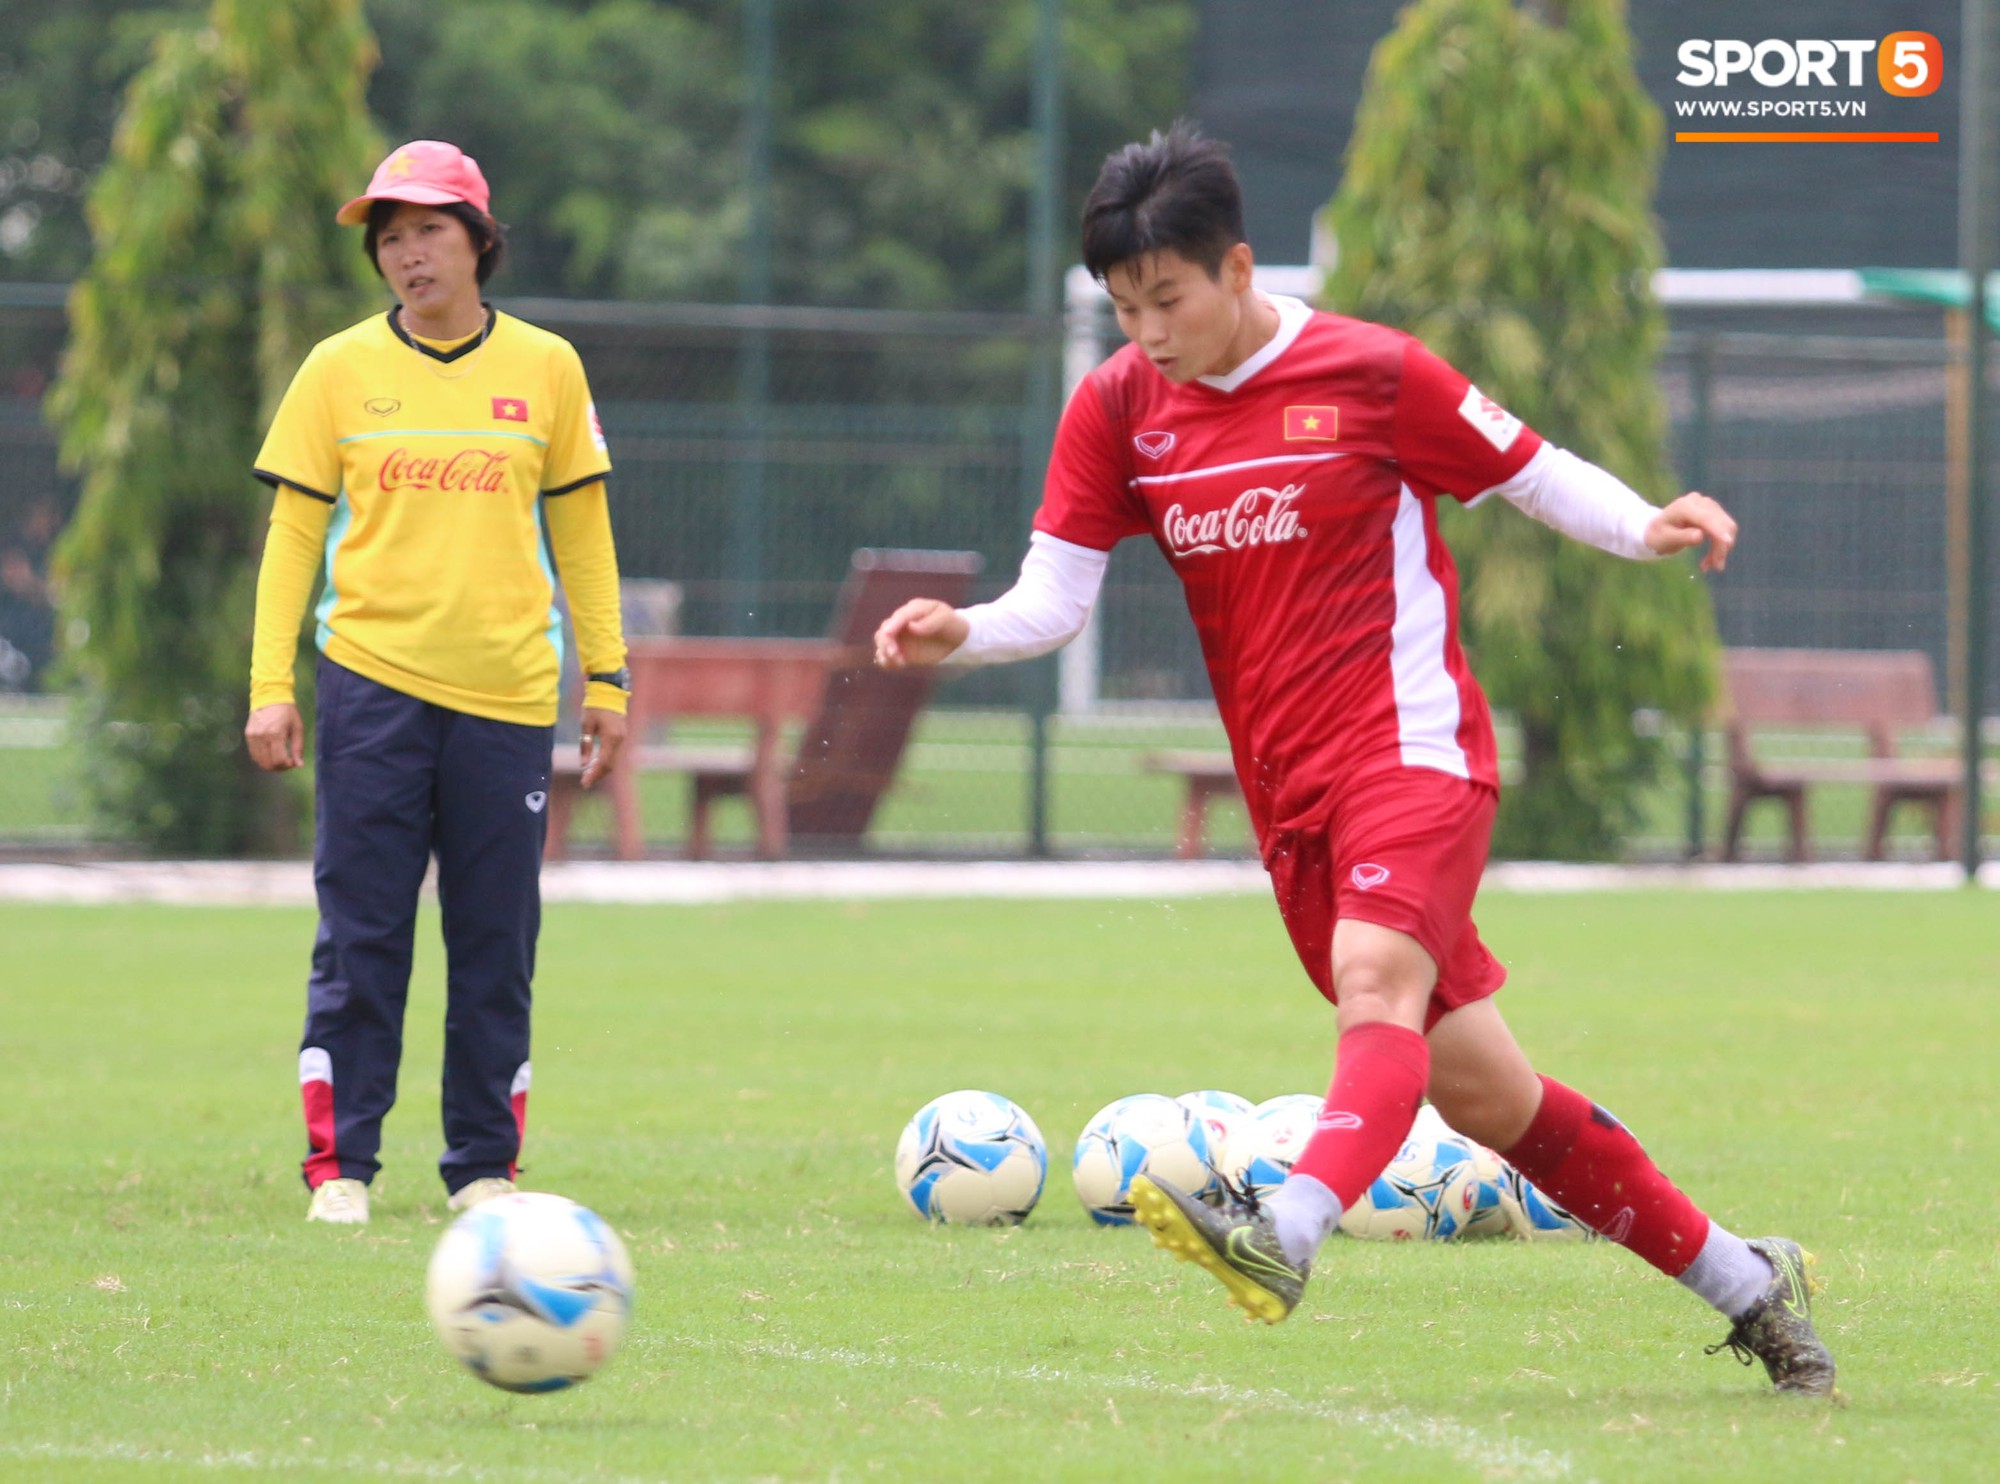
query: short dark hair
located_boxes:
[363,198,508,286]
[1080,123,1245,283]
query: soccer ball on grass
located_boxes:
[1073,1093,1214,1224]
[1175,1090,1254,1201]
[425,1192,635,1393]
[894,1090,1048,1225]
[1223,1093,1321,1202]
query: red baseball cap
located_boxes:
[336,140,491,226]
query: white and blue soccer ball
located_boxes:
[1073,1093,1215,1224]
[425,1192,635,1393]
[1252,1092,1324,1122]
[1226,1093,1321,1202]
[1496,1164,1596,1241]
[1176,1090,1254,1201]
[1337,1158,1436,1240]
[894,1090,1048,1226]
[1342,1130,1502,1242]
[1455,1138,1513,1239]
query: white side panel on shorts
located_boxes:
[511,1062,532,1097]
[1388,485,1470,778]
[299,1047,333,1086]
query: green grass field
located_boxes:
[3,890,1996,1481]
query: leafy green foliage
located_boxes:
[1324,0,1714,858]
[0,0,199,281]
[364,0,1191,307]
[45,0,379,853]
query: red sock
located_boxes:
[1290,1021,1429,1209]
[1502,1075,1711,1277]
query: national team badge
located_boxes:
[1283,405,1340,441]
[1134,430,1175,459]
[491,396,530,422]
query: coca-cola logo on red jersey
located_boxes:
[377,447,513,493]
[1162,483,1309,558]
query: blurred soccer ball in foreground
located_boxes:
[426,1192,634,1393]
[1073,1093,1214,1224]
[894,1089,1048,1225]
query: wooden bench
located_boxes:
[782,549,982,849]
[1143,749,1241,859]
[546,550,980,860]
[1721,647,1965,861]
[547,741,755,862]
[552,638,855,860]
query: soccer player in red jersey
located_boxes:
[875,126,1835,1396]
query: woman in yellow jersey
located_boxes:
[244,141,629,1225]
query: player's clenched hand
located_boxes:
[874,598,969,669]
[245,702,305,772]
[579,706,627,790]
[1645,492,1737,573]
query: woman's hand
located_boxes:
[245,702,305,771]
[873,598,969,669]
[579,706,627,789]
[1645,492,1738,573]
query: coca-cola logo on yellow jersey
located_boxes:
[378,447,513,493]
[1162,483,1309,559]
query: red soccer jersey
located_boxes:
[1035,298,1542,847]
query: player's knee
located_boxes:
[1332,954,1429,1027]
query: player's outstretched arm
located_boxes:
[874,534,1110,671]
[875,599,970,669]
[1643,492,1737,574]
[1492,446,1738,572]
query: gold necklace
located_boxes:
[401,307,493,381]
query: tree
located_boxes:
[1323,0,1714,859]
[46,0,379,853]
[0,0,200,282]
[363,0,1191,308]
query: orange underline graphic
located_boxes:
[1675,131,1940,143]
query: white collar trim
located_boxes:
[1197,293,1312,394]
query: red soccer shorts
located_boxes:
[1264,769,1505,1030]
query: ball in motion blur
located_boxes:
[894,1089,1048,1225]
[426,1192,635,1393]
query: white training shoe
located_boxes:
[447,1177,517,1213]
[306,1177,370,1225]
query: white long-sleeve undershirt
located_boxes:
[1486,443,1662,560]
[947,446,1663,667]
[947,532,1108,664]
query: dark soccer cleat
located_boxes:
[1704,1236,1838,1397]
[1129,1172,1309,1324]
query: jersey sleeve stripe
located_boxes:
[541,472,609,498]
[253,469,337,503]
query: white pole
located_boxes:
[1058,266,1107,715]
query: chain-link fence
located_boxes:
[2,286,1995,859]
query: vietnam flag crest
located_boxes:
[491,396,530,422]
[1283,405,1339,441]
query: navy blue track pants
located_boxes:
[298,657,553,1196]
